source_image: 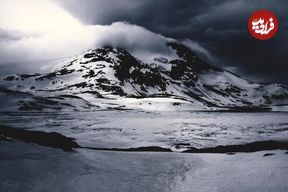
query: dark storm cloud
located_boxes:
[57,0,288,84]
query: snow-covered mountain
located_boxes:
[1,42,288,111]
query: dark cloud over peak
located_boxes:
[56,0,288,84]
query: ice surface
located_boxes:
[1,111,287,151]
[0,141,287,192]
[1,110,288,192]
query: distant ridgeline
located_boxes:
[1,42,288,111]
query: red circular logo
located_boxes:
[248,10,278,40]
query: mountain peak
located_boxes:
[1,42,288,111]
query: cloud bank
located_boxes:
[0,0,212,73]
[0,22,173,65]
[56,0,288,83]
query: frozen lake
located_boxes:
[1,110,287,150]
[1,110,288,192]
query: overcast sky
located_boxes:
[0,0,287,83]
[55,0,288,84]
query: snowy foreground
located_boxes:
[0,141,287,192]
[0,110,288,192]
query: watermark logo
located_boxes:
[248,10,278,40]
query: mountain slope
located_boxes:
[1,42,288,111]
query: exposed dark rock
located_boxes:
[80,91,104,98]
[203,84,229,97]
[154,57,168,63]
[4,76,15,81]
[174,142,191,149]
[35,69,74,81]
[271,93,288,100]
[0,135,12,142]
[183,140,288,153]
[83,52,96,58]
[0,86,33,96]
[169,59,188,79]
[82,146,172,152]
[35,72,57,81]
[82,70,96,78]
[0,125,80,151]
[172,102,181,106]
[97,84,125,95]
[114,49,142,82]
[226,106,271,112]
[96,78,110,84]
[263,153,275,157]
[67,82,91,89]
[19,74,41,79]
[167,42,212,72]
